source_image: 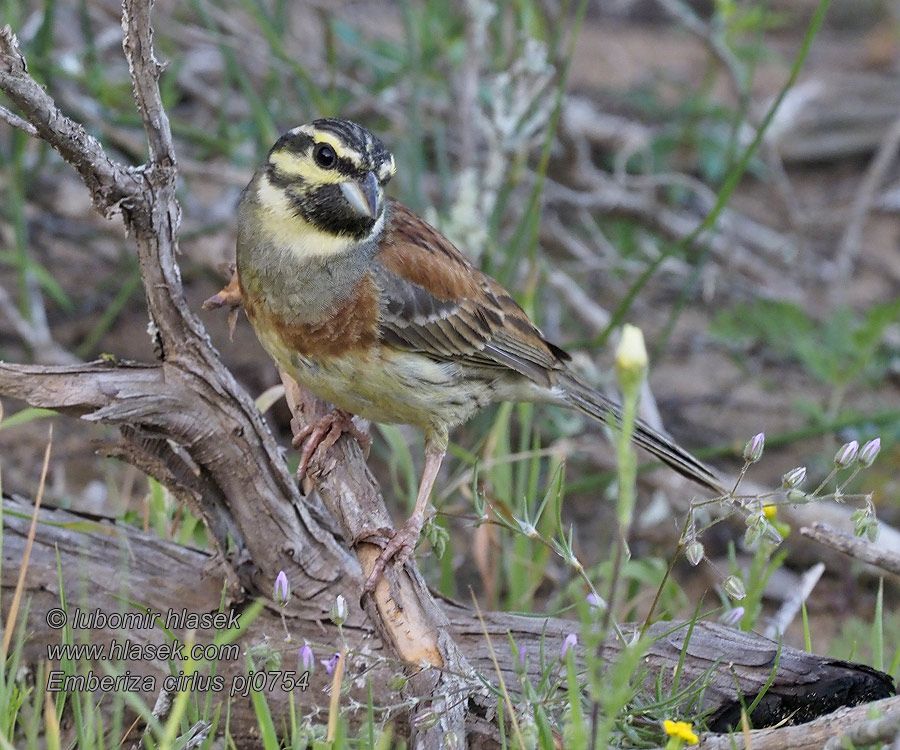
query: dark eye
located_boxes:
[313,143,337,169]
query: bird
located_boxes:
[234,118,726,590]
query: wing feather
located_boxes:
[372,200,569,386]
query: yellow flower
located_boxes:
[664,719,699,745]
[762,504,777,520]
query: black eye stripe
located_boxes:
[330,155,367,178]
[269,120,395,182]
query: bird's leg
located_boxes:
[364,443,445,592]
[292,409,371,484]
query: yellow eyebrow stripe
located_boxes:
[269,149,345,185]
[297,124,365,169]
[310,131,348,156]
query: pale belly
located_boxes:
[256,327,502,434]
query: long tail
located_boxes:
[557,372,727,495]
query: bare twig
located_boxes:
[121,0,176,168]
[653,0,746,103]
[0,102,36,134]
[763,562,824,639]
[800,522,900,576]
[0,283,79,365]
[0,24,142,217]
[832,110,900,288]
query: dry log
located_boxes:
[3,495,894,747]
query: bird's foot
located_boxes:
[201,264,242,340]
[292,409,370,484]
[362,512,425,593]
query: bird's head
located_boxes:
[252,118,397,252]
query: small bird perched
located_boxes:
[236,118,725,589]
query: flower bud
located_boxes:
[615,324,648,392]
[744,523,763,548]
[331,594,349,625]
[743,433,765,463]
[515,647,527,674]
[273,570,290,606]
[248,638,281,671]
[834,440,859,468]
[723,575,746,601]
[413,710,440,731]
[866,519,879,542]
[685,541,704,567]
[298,643,314,673]
[560,632,577,660]
[781,466,807,489]
[858,438,881,468]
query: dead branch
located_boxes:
[800,521,900,577]
[3,494,895,747]
[1,7,473,745]
[832,110,900,288]
[1,2,473,740]
[696,696,900,750]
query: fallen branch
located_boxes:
[800,521,900,577]
[3,495,894,745]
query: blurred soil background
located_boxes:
[2,0,899,662]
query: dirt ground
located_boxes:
[2,1,899,656]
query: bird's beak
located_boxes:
[340,172,381,219]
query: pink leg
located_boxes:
[364,443,446,592]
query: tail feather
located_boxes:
[557,372,727,495]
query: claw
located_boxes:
[292,409,369,484]
[362,512,426,593]
[202,264,242,340]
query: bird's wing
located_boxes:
[371,200,569,387]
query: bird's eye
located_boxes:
[313,143,337,169]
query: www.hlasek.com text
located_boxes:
[47,638,241,663]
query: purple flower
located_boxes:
[858,438,881,468]
[298,643,314,673]
[560,633,577,660]
[834,440,859,469]
[719,606,745,628]
[586,593,605,611]
[273,570,290,606]
[743,433,765,464]
[321,651,341,675]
